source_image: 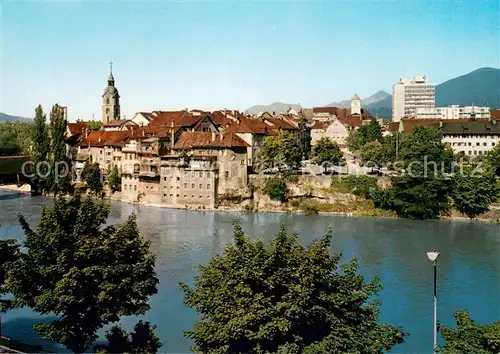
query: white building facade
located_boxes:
[415,105,491,120]
[441,121,500,157]
[392,75,435,122]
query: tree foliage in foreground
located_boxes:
[100,321,162,354]
[7,196,159,353]
[0,237,18,312]
[440,310,500,353]
[181,221,406,354]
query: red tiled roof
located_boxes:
[491,109,500,121]
[263,117,297,130]
[224,116,270,134]
[67,122,89,136]
[149,111,205,128]
[173,132,249,149]
[311,121,331,130]
[80,131,130,147]
[128,125,182,139]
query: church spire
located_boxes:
[108,60,115,84]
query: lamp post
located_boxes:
[426,250,440,353]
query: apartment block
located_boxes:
[392,75,435,122]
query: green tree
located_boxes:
[381,126,453,219]
[107,165,121,193]
[31,105,50,193]
[0,238,18,313]
[181,221,406,354]
[88,121,102,131]
[260,132,302,170]
[0,122,33,155]
[345,119,382,152]
[82,162,103,193]
[264,177,287,202]
[360,140,387,168]
[49,104,71,194]
[310,138,344,172]
[365,118,383,143]
[103,321,162,354]
[452,165,498,218]
[7,196,158,353]
[440,310,500,353]
[486,144,500,176]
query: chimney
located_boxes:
[212,131,215,142]
[220,132,223,141]
[171,120,174,128]
[142,129,145,137]
[171,128,175,147]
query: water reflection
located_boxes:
[0,197,498,353]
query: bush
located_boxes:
[371,188,395,210]
[298,198,319,215]
[265,178,287,202]
[331,175,377,198]
[284,173,299,183]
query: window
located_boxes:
[483,142,487,146]
[164,177,167,181]
[493,143,496,146]
[192,172,195,178]
[134,185,137,191]
[199,195,202,199]
[199,184,202,189]
[468,151,472,155]
[207,184,210,189]
[199,172,203,178]
[191,183,195,188]
[170,185,173,189]
[184,194,187,198]
[164,193,167,197]
[176,177,180,181]
[225,171,229,179]
[100,150,103,154]
[184,183,187,188]
[468,142,472,146]
[170,194,173,197]
[191,195,194,198]
[106,98,110,105]
[176,194,179,197]
[124,185,128,191]
[206,172,211,178]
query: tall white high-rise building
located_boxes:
[392,75,435,122]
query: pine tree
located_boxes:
[49,104,71,194]
[31,105,49,193]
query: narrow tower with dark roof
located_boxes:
[101,61,121,124]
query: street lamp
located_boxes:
[426,250,440,353]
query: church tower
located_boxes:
[351,93,361,115]
[101,61,120,123]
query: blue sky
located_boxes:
[1,0,499,121]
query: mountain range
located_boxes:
[2,68,499,121]
[246,67,500,119]
[0,112,32,123]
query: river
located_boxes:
[0,194,499,353]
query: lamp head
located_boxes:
[426,250,440,262]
